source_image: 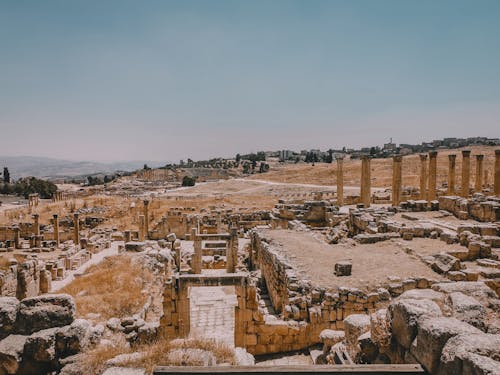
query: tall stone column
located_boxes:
[447,154,456,195]
[227,227,238,273]
[143,200,150,240]
[336,156,344,206]
[53,214,60,246]
[428,151,438,201]
[495,150,500,196]
[475,155,484,193]
[73,213,80,248]
[392,155,402,206]
[419,154,428,200]
[192,228,201,274]
[138,215,145,242]
[33,214,40,236]
[360,155,371,208]
[461,150,471,197]
[13,226,20,249]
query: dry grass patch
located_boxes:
[59,254,152,320]
[81,337,235,375]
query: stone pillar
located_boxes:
[336,156,344,206]
[53,214,60,246]
[496,150,500,197]
[73,213,80,248]
[392,155,402,206]
[13,226,20,249]
[447,154,456,195]
[143,200,150,240]
[138,215,145,242]
[475,155,484,193]
[33,213,40,236]
[360,155,371,208]
[419,154,428,200]
[124,230,131,243]
[428,151,438,201]
[461,150,471,197]
[226,227,238,273]
[191,227,201,274]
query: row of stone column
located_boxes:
[20,213,79,249]
[336,150,500,207]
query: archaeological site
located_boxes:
[2,1,500,374]
[0,146,499,374]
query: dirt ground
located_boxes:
[260,229,446,292]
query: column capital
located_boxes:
[428,151,438,157]
[393,155,403,162]
[475,154,484,161]
[462,150,471,157]
[419,154,428,161]
[448,154,456,161]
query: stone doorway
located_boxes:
[189,285,238,347]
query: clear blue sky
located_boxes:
[1,0,499,162]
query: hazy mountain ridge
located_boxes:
[0,156,164,179]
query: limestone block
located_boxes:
[431,252,461,274]
[357,332,378,364]
[319,329,345,353]
[440,333,500,375]
[0,297,19,339]
[446,292,487,331]
[23,327,59,362]
[16,294,76,335]
[55,319,92,358]
[388,298,442,349]
[334,261,352,276]
[343,314,370,347]
[410,317,481,374]
[0,334,28,374]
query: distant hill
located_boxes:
[0,156,164,179]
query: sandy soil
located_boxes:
[260,229,445,292]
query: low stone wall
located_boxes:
[439,195,500,222]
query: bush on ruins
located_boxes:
[182,175,196,187]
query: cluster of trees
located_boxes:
[86,175,118,186]
[236,152,266,163]
[0,176,57,199]
[304,149,334,164]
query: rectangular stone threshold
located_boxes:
[153,364,424,374]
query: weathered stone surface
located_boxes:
[431,252,461,274]
[357,332,378,364]
[55,319,91,358]
[319,329,345,348]
[16,294,76,335]
[344,314,370,346]
[447,292,487,331]
[0,334,28,374]
[440,333,500,375]
[23,327,58,362]
[432,281,497,301]
[399,289,445,304]
[370,309,390,353]
[0,297,19,339]
[234,347,255,366]
[389,299,442,349]
[410,317,481,374]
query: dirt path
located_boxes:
[51,241,121,292]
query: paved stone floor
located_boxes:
[189,285,237,347]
